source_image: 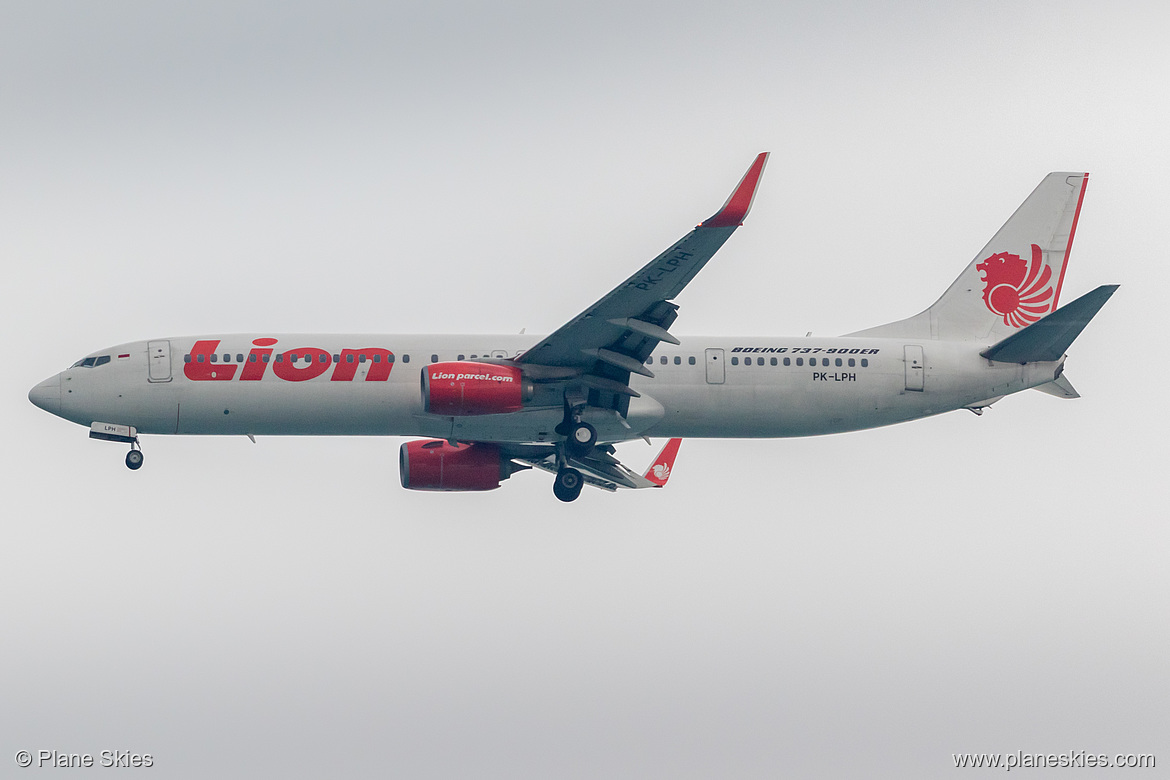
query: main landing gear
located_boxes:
[551,392,594,501]
[125,442,144,470]
[565,421,597,457]
[556,393,597,457]
[553,466,584,503]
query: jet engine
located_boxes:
[421,362,533,415]
[399,439,521,491]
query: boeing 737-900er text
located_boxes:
[29,154,1117,501]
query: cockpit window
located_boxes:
[71,355,110,368]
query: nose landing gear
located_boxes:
[125,442,144,470]
[125,449,144,470]
[88,423,145,471]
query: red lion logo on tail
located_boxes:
[976,243,1054,328]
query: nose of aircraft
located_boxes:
[29,374,62,415]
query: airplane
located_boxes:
[28,154,1118,502]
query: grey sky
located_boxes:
[3,1,1167,777]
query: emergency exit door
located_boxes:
[904,345,924,392]
[705,348,725,384]
[148,340,172,383]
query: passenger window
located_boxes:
[222,354,229,363]
[262,354,270,363]
[771,357,777,366]
[731,357,739,365]
[210,354,218,363]
[345,354,353,363]
[248,354,256,362]
[784,357,790,366]
[674,356,681,365]
[236,354,243,363]
[198,354,205,363]
[359,354,366,363]
[646,357,653,365]
[458,354,465,361]
[431,354,438,363]
[861,358,869,367]
[835,358,842,367]
[796,357,803,366]
[848,358,855,367]
[373,355,381,363]
[688,356,696,365]
[660,356,667,365]
[184,354,192,363]
[388,354,395,363]
[275,354,284,363]
[319,354,328,363]
[403,354,410,363]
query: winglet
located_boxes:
[643,438,682,487]
[700,152,769,228]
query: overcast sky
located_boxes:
[3,1,1168,777]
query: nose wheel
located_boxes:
[125,444,144,470]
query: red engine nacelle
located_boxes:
[399,439,517,492]
[421,362,532,416]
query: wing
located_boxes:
[508,438,684,492]
[516,153,769,415]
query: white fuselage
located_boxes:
[36,333,1060,444]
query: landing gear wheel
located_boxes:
[566,422,597,457]
[125,449,144,470]
[553,467,584,502]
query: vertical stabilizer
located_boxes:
[848,172,1089,343]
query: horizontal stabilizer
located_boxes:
[981,285,1118,364]
[1032,374,1080,399]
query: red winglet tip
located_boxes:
[700,152,769,228]
[643,438,683,487]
